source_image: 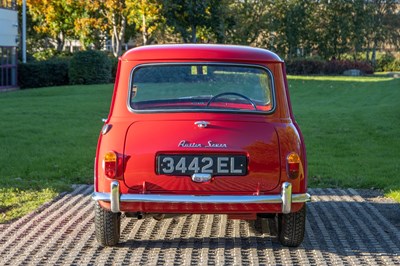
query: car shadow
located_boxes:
[97,188,400,261]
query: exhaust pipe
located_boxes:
[125,212,188,220]
[125,212,146,219]
[153,214,165,221]
[136,212,145,219]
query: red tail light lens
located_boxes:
[104,151,117,178]
[287,152,301,179]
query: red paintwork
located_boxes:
[99,202,304,214]
[124,119,280,192]
[121,44,283,62]
[132,101,272,111]
[95,44,307,215]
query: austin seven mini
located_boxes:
[93,44,311,247]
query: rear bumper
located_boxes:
[92,181,311,214]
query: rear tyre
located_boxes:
[278,204,306,247]
[95,202,121,246]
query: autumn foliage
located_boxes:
[18,0,400,64]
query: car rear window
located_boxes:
[129,64,274,113]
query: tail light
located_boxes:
[103,151,118,178]
[287,152,301,179]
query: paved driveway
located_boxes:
[0,185,399,265]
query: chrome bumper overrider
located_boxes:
[92,181,311,214]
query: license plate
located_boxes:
[157,155,247,176]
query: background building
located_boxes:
[0,0,18,90]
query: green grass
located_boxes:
[0,76,399,222]
[0,84,113,222]
[288,75,400,201]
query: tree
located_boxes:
[73,1,108,50]
[313,0,355,59]
[17,0,48,55]
[26,0,77,51]
[19,0,400,62]
[347,0,369,60]
[270,0,315,58]
[101,0,128,57]
[98,0,165,56]
[223,0,272,45]
[126,0,163,45]
[161,0,222,43]
[74,0,138,56]
[364,0,400,65]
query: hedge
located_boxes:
[110,56,119,83]
[384,58,400,72]
[19,51,389,89]
[286,59,374,75]
[69,50,111,85]
[18,59,70,89]
[285,60,325,75]
[18,50,115,89]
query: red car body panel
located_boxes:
[99,202,305,214]
[94,44,307,215]
[123,118,280,193]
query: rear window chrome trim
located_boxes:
[127,62,276,115]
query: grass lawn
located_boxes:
[288,75,400,200]
[0,76,399,222]
[0,84,113,222]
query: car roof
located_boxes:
[121,44,283,63]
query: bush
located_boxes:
[353,61,374,74]
[32,49,73,61]
[286,59,325,75]
[376,53,395,72]
[18,59,70,89]
[387,59,400,71]
[69,50,111,85]
[109,56,119,83]
[17,50,36,63]
[286,59,374,75]
[324,60,373,75]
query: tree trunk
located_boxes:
[111,13,126,57]
[112,27,120,57]
[142,13,147,45]
[56,31,65,51]
[119,15,126,54]
[371,49,376,67]
[288,45,293,60]
[371,42,377,67]
[191,24,197,43]
[111,33,116,56]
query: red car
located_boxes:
[93,44,311,247]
